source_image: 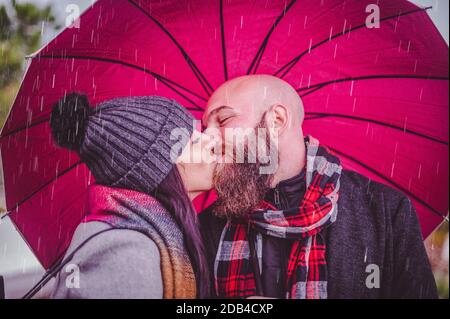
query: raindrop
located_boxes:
[375,52,380,64]
[347,24,352,39]
[40,96,44,112]
[325,94,330,109]
[50,184,55,201]
[37,236,41,252]
[298,74,304,88]
[33,157,39,172]
[342,19,347,34]
[390,161,395,177]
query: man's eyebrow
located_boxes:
[203,105,233,125]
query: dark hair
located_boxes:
[151,167,210,298]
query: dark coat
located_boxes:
[199,169,438,299]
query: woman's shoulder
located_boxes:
[67,221,160,257]
[51,221,163,299]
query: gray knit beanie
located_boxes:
[50,93,194,193]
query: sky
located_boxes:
[0,0,448,298]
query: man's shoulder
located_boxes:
[338,169,415,231]
[340,169,408,205]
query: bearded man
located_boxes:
[200,74,437,299]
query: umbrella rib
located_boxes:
[297,74,449,96]
[219,0,228,81]
[305,112,448,145]
[38,54,206,108]
[1,55,205,139]
[274,6,433,78]
[8,160,83,212]
[329,147,447,220]
[1,117,50,139]
[247,0,297,75]
[127,0,214,96]
[1,101,202,139]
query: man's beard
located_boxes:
[212,115,276,219]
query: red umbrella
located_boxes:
[0,0,448,270]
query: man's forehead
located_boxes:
[203,78,264,124]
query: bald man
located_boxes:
[199,75,437,299]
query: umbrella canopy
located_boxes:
[0,0,448,270]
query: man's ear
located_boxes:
[269,104,289,136]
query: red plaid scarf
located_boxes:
[214,136,342,299]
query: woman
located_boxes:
[50,93,217,299]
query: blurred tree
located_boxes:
[0,0,60,127]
